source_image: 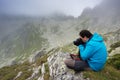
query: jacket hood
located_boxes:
[90,33,103,42]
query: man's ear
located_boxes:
[83,36,86,39]
[84,36,88,39]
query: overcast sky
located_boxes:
[0,0,103,17]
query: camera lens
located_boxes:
[73,38,84,46]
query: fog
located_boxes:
[0,0,103,17]
[0,0,103,40]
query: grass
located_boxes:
[35,53,48,66]
[83,54,120,80]
[44,63,50,80]
[83,63,120,80]
[0,66,17,80]
[0,42,120,80]
[107,54,120,70]
[0,61,33,80]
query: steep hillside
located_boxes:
[0,41,120,80]
[0,14,77,68]
[0,22,48,68]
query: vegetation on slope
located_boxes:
[0,23,48,64]
[0,39,120,80]
[0,61,32,80]
[83,53,120,80]
[83,63,120,80]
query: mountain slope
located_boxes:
[77,0,120,33]
[0,0,120,79]
[0,41,120,80]
[0,14,76,68]
[0,22,48,68]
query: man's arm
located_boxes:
[79,44,94,60]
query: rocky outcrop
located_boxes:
[109,47,120,56]
[47,51,89,80]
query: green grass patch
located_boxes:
[83,64,120,80]
[0,61,33,80]
[44,73,50,80]
[44,63,50,80]
[0,66,17,80]
[45,63,49,72]
[83,54,120,80]
[35,54,48,66]
[107,54,120,70]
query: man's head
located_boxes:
[79,30,93,42]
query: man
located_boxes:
[64,30,107,72]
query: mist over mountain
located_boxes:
[0,13,77,68]
[78,0,120,33]
[0,14,34,40]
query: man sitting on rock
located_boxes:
[64,30,107,72]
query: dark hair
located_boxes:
[79,30,93,38]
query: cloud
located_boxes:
[0,0,103,17]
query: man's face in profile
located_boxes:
[80,36,88,43]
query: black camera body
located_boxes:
[73,38,84,46]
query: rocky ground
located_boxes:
[47,51,89,80]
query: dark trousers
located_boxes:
[64,56,90,71]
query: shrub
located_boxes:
[107,54,120,70]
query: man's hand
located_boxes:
[70,54,81,61]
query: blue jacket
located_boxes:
[78,33,107,71]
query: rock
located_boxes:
[29,49,46,63]
[109,47,120,56]
[38,75,44,80]
[41,63,45,75]
[47,52,88,80]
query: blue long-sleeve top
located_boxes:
[78,33,107,71]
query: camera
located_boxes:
[73,38,84,46]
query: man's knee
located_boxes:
[64,59,75,67]
[64,59,69,65]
